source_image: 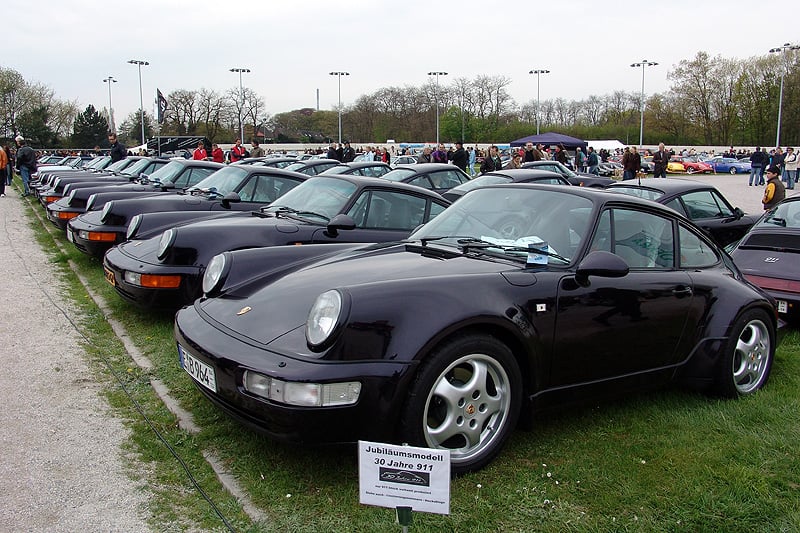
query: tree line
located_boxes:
[2,49,798,150]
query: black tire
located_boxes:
[713,309,774,398]
[729,167,737,175]
[399,334,522,474]
[686,167,696,175]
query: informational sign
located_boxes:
[358,441,450,515]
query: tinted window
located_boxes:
[679,225,718,267]
[680,190,733,219]
[592,209,674,268]
[347,190,429,230]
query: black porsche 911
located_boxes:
[442,168,570,202]
[67,166,310,258]
[605,178,756,247]
[728,196,800,322]
[174,184,780,474]
[103,175,450,309]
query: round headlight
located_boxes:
[86,194,97,211]
[100,201,114,223]
[67,189,77,203]
[157,228,176,260]
[53,177,61,189]
[126,214,143,240]
[202,253,228,295]
[306,290,343,348]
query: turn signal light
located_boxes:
[57,212,79,220]
[44,196,59,203]
[87,232,117,242]
[140,274,181,289]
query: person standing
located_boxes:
[417,147,432,163]
[451,141,468,172]
[0,144,7,197]
[575,147,587,172]
[587,146,599,175]
[250,140,265,158]
[762,165,786,210]
[522,142,540,163]
[210,143,224,163]
[554,144,568,166]
[192,141,207,160]
[652,142,669,178]
[229,139,247,163]
[108,133,127,163]
[14,136,37,196]
[467,146,477,176]
[506,153,522,169]
[3,145,12,186]
[479,145,502,174]
[783,147,797,190]
[621,146,640,181]
[341,142,356,163]
[749,147,766,186]
[431,143,448,164]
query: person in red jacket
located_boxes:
[211,143,224,163]
[230,138,247,163]
[192,141,207,160]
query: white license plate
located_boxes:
[778,300,788,314]
[67,228,74,243]
[179,344,217,392]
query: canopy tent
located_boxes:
[509,132,587,150]
[585,139,626,152]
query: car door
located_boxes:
[666,189,753,246]
[551,207,696,386]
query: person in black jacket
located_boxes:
[749,147,766,186]
[108,133,127,163]
[451,141,468,172]
[652,142,669,178]
[480,146,502,174]
[14,136,36,196]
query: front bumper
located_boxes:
[174,303,412,444]
[67,214,124,257]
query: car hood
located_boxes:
[198,243,526,346]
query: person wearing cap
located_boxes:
[14,136,36,197]
[762,165,786,211]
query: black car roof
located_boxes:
[393,163,462,173]
[606,177,715,195]
[168,159,226,169]
[485,168,569,182]
[307,174,449,201]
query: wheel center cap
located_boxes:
[465,404,476,416]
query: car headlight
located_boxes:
[126,214,142,240]
[67,189,77,203]
[53,177,61,189]
[100,201,114,223]
[306,290,343,349]
[86,194,97,211]
[157,228,176,260]
[202,253,228,295]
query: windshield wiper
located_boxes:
[455,237,570,263]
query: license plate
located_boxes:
[103,266,115,286]
[778,300,788,314]
[67,228,74,243]
[179,344,217,392]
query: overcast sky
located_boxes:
[5,0,797,127]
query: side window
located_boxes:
[363,165,389,177]
[427,201,447,222]
[679,225,718,268]
[680,190,731,219]
[664,197,687,217]
[346,192,371,227]
[600,209,674,268]
[236,176,258,202]
[351,191,429,230]
[407,175,433,190]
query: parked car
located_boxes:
[391,155,419,167]
[705,157,752,174]
[727,196,800,322]
[103,175,450,309]
[605,178,756,247]
[320,162,392,177]
[232,157,298,168]
[381,163,470,194]
[36,157,143,206]
[675,156,713,174]
[442,168,569,203]
[175,183,779,474]
[666,161,686,173]
[31,156,113,197]
[283,159,340,175]
[521,160,615,188]
[67,166,310,258]
[45,158,210,230]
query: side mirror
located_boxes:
[574,250,629,287]
[325,214,356,237]
[220,192,241,209]
[732,207,744,220]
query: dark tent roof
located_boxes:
[510,132,587,150]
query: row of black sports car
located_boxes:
[28,155,796,474]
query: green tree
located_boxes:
[17,105,58,147]
[71,104,109,148]
[118,109,155,147]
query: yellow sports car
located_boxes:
[667,160,686,173]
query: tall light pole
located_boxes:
[329,71,349,144]
[529,69,550,135]
[103,76,117,134]
[427,71,448,145]
[769,43,800,147]
[630,60,657,149]
[127,60,149,146]
[229,68,251,143]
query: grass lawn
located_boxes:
[21,191,800,532]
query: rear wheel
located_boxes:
[714,309,774,397]
[399,334,522,474]
[729,167,738,175]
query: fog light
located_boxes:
[242,371,361,407]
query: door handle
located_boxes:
[672,286,693,297]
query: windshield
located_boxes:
[382,168,418,182]
[607,186,664,201]
[758,200,800,229]
[189,166,248,195]
[119,158,152,177]
[106,158,132,172]
[450,174,512,194]
[411,187,594,264]
[265,177,357,220]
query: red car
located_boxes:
[674,156,713,174]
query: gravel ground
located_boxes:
[0,186,153,532]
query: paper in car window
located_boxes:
[480,235,552,265]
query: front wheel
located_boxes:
[399,334,522,474]
[714,309,774,397]
[686,167,696,175]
